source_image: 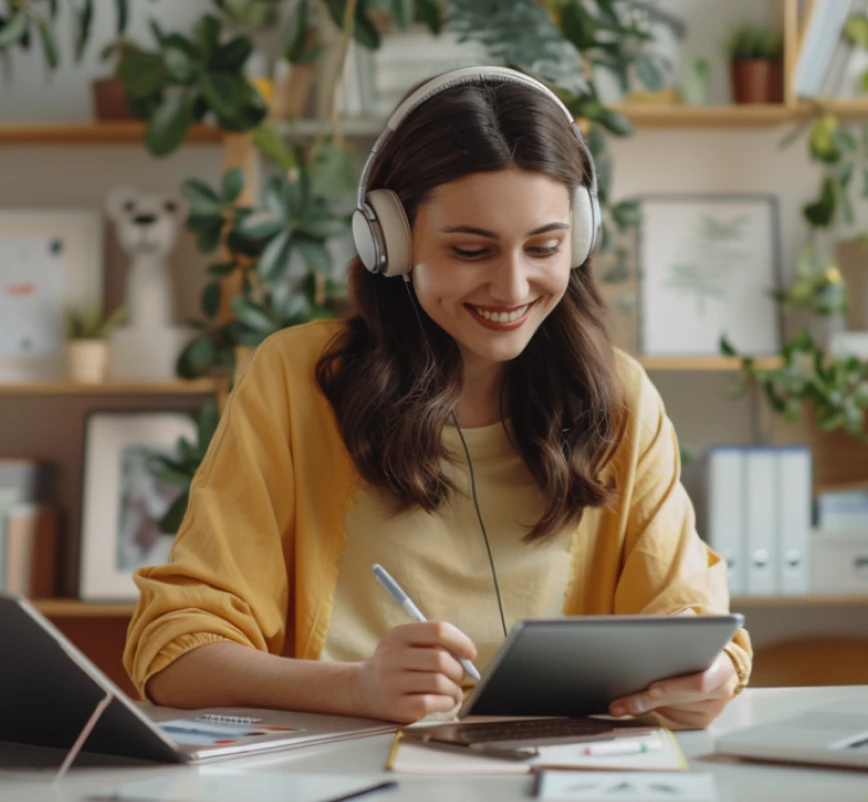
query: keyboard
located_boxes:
[415,717,643,748]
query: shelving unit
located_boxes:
[0,121,222,146]
[34,599,136,618]
[0,379,218,395]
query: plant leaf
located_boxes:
[222,167,245,203]
[231,296,279,333]
[214,35,253,71]
[147,455,193,485]
[115,0,129,35]
[146,90,196,157]
[75,0,94,62]
[201,71,247,118]
[195,14,222,61]
[118,49,168,98]
[257,229,294,282]
[284,0,310,63]
[202,280,222,318]
[196,397,220,451]
[0,11,29,49]
[183,179,222,216]
[253,124,297,170]
[157,489,189,534]
[415,0,441,33]
[297,239,332,273]
[36,17,59,71]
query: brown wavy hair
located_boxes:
[316,76,626,541]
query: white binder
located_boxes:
[777,447,812,595]
[707,447,746,596]
[745,449,779,595]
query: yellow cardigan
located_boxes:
[124,320,752,699]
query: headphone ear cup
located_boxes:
[571,186,596,268]
[364,189,412,277]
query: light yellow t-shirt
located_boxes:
[319,421,573,672]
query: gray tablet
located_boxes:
[459,613,744,718]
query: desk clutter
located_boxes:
[385,723,687,775]
[706,446,868,597]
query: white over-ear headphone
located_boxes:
[351,66,601,278]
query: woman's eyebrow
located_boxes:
[440,221,570,239]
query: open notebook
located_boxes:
[0,593,396,763]
[385,727,687,774]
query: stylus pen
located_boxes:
[323,780,398,802]
[372,563,482,681]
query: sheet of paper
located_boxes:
[156,718,299,746]
[536,771,717,802]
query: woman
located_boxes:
[124,67,751,728]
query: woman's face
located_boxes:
[410,168,572,370]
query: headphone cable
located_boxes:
[451,411,509,640]
[403,274,509,639]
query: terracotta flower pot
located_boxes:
[92,78,136,121]
[730,59,772,104]
[768,59,784,103]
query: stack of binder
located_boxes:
[707,446,812,597]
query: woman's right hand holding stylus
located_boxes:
[356,621,477,723]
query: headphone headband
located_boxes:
[356,66,598,208]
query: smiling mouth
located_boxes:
[465,301,536,329]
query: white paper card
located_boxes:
[536,771,717,802]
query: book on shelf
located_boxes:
[0,458,58,596]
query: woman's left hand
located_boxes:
[608,652,738,729]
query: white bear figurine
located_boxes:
[105,186,191,381]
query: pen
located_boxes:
[323,780,398,802]
[372,563,482,682]
[582,737,662,757]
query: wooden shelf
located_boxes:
[0,378,218,395]
[732,595,868,607]
[638,356,782,371]
[610,103,797,127]
[33,599,136,617]
[0,121,222,145]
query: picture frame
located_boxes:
[636,194,783,358]
[79,411,196,601]
[0,209,103,381]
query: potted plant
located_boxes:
[65,305,126,383]
[726,24,783,104]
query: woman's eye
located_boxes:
[452,246,488,258]
[527,245,561,257]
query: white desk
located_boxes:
[2,686,867,802]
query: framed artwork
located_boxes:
[79,412,196,601]
[636,195,783,358]
[0,209,102,381]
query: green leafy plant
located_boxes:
[177,163,350,379]
[66,304,127,340]
[117,13,268,156]
[726,24,783,62]
[722,331,868,439]
[147,396,220,533]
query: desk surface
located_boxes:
[2,685,868,802]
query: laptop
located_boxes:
[0,593,396,763]
[715,698,868,770]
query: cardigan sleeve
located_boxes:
[123,338,296,700]
[612,361,753,692]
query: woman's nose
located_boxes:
[488,251,530,304]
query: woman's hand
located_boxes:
[608,651,738,729]
[356,621,477,723]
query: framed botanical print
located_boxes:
[636,195,783,358]
[79,411,196,601]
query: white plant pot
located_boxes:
[66,340,109,384]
